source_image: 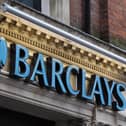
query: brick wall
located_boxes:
[99,0,109,41]
[90,0,101,38]
[108,0,126,49]
[90,0,126,48]
[70,0,85,30]
[90,0,109,41]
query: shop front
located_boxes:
[0,3,126,126]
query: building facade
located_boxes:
[0,0,126,126]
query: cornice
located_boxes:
[0,12,126,83]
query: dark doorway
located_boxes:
[0,107,55,126]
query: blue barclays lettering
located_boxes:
[0,37,126,111]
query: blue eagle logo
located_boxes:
[0,37,8,68]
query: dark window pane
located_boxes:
[16,0,41,11]
[17,0,33,7]
[33,0,41,11]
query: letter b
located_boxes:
[10,44,30,78]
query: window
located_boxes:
[15,0,92,32]
[42,0,70,25]
[16,0,70,25]
[16,0,41,11]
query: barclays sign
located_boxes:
[0,37,126,111]
[0,38,8,68]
